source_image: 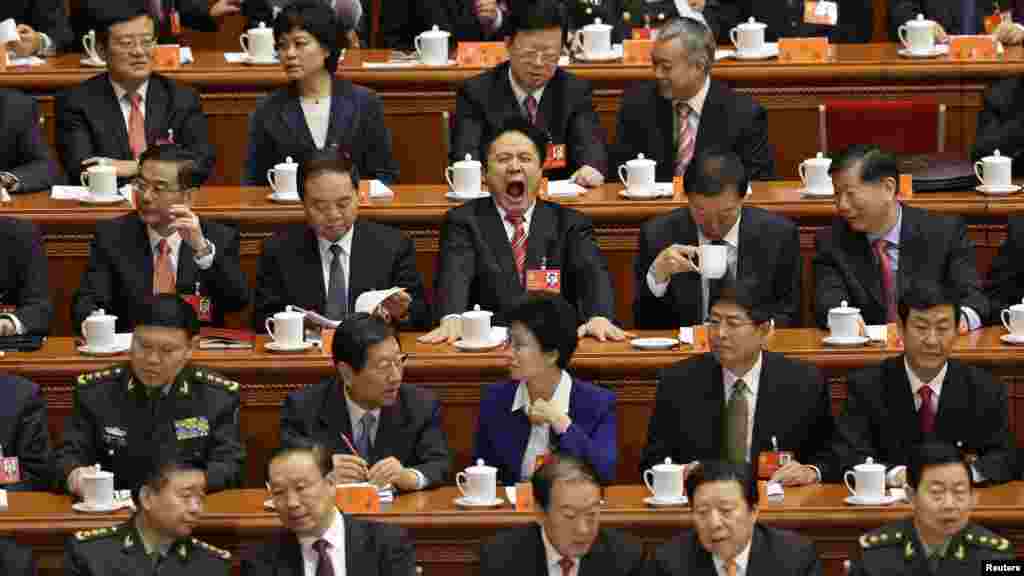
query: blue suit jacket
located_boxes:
[473,377,616,485]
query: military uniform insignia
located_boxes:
[174,417,210,440]
[77,366,124,387]
[191,537,231,561]
[859,527,903,549]
[194,368,239,393]
[74,525,119,541]
[964,527,1011,552]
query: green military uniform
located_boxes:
[65,520,231,576]
[850,518,1014,575]
[56,363,244,493]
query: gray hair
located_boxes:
[657,16,715,74]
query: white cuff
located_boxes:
[411,468,428,490]
[970,463,986,484]
[0,313,24,335]
[493,6,504,31]
[887,465,906,487]
[646,264,670,298]
[193,240,216,270]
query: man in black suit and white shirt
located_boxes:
[243,441,416,576]
[0,89,59,194]
[71,144,248,334]
[813,145,987,329]
[452,0,607,185]
[0,218,51,336]
[833,280,1015,487]
[255,152,427,329]
[613,16,773,190]
[56,4,215,185]
[634,151,800,328]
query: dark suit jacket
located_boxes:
[890,0,992,39]
[633,205,801,328]
[0,218,51,336]
[640,352,835,480]
[254,221,428,329]
[813,205,987,328]
[974,77,1024,163]
[724,0,873,43]
[473,377,617,485]
[987,215,1024,322]
[833,357,1015,484]
[0,0,72,52]
[650,524,821,576]
[0,374,53,491]
[75,0,221,43]
[480,525,644,576]
[280,378,451,487]
[424,0,507,42]
[613,79,774,189]
[56,73,215,184]
[0,538,34,576]
[0,89,59,193]
[71,213,249,334]
[452,62,607,180]
[244,79,398,185]
[435,197,616,325]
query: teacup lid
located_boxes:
[454,153,481,168]
[420,25,451,38]
[737,16,767,29]
[984,149,1012,164]
[584,18,613,32]
[854,457,886,472]
[804,152,831,166]
[626,153,656,167]
[90,160,116,172]
[466,458,497,473]
[1009,298,1024,312]
[275,156,298,170]
[462,304,493,319]
[251,21,273,34]
[87,308,117,321]
[276,305,305,319]
[906,13,933,26]
[653,457,683,471]
[84,463,114,478]
[829,300,860,315]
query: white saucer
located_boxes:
[799,186,834,198]
[80,194,127,205]
[418,59,457,66]
[630,337,680,350]
[576,49,622,62]
[733,43,780,60]
[844,494,902,506]
[454,496,504,508]
[976,184,1022,195]
[618,189,668,200]
[897,45,949,58]
[80,57,106,67]
[1001,333,1024,345]
[445,191,490,200]
[454,337,505,351]
[823,335,870,346]
[644,496,688,507]
[78,343,131,356]
[265,341,315,352]
[72,499,133,513]
[241,55,279,65]
[266,193,301,203]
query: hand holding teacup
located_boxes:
[375,289,412,323]
[653,244,700,283]
[9,23,41,58]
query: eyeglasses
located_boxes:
[131,177,186,197]
[515,48,561,65]
[372,353,409,373]
[707,318,757,332]
[110,35,156,52]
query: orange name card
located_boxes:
[515,482,535,511]
[456,42,509,67]
[757,451,794,479]
[154,44,180,69]
[335,484,380,513]
[358,179,370,202]
[898,173,913,199]
[778,37,829,62]
[887,322,904,350]
[673,176,684,197]
[949,35,998,60]
[692,325,709,352]
[623,40,654,65]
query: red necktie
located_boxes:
[873,238,897,322]
[559,557,575,576]
[153,239,176,294]
[506,213,527,285]
[524,95,538,126]
[918,385,935,435]
[128,93,146,159]
[312,539,335,576]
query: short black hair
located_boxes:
[297,149,360,200]
[131,451,207,506]
[138,144,200,189]
[265,439,332,483]
[96,4,154,50]
[685,460,758,510]
[486,116,551,166]
[135,294,200,338]
[273,0,346,70]
[830,144,899,183]
[897,279,962,327]
[709,278,773,325]
[532,454,601,511]
[907,442,972,491]
[689,151,748,199]
[331,313,396,372]
[507,0,567,42]
[506,292,579,370]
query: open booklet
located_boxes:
[288,288,408,329]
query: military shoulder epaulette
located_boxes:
[859,527,905,549]
[76,366,124,388]
[191,537,232,561]
[73,524,122,542]
[964,528,1011,552]
[192,368,239,393]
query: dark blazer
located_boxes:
[640,352,835,480]
[56,73,215,184]
[974,77,1024,163]
[434,197,617,326]
[280,378,451,488]
[0,89,59,193]
[650,524,821,576]
[244,79,398,186]
[0,218,51,336]
[0,374,53,491]
[480,525,644,576]
[241,517,415,576]
[0,0,72,52]
[254,221,428,329]
[987,216,1024,322]
[725,0,873,43]
[833,357,1015,484]
[890,0,992,39]
[613,79,774,189]
[813,205,988,328]
[473,377,617,485]
[0,538,35,576]
[75,0,222,43]
[71,213,249,335]
[424,0,507,42]
[452,62,607,180]
[633,205,801,328]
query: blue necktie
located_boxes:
[962,0,978,34]
[355,412,375,460]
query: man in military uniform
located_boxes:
[850,442,1015,575]
[64,453,231,576]
[57,294,244,495]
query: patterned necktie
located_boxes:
[325,244,348,320]
[524,95,538,126]
[506,213,527,285]
[312,539,335,576]
[918,385,936,435]
[153,239,176,294]
[724,379,749,464]
[675,101,695,177]
[873,238,897,322]
[559,557,575,576]
[355,411,376,460]
[128,93,146,159]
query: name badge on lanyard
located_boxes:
[804,1,838,25]
[543,144,567,170]
[182,282,213,322]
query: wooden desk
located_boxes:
[3,44,1023,185]
[6,484,1024,576]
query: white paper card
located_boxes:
[369,179,395,198]
[678,326,694,344]
[354,287,405,315]
[504,486,517,505]
[0,489,7,510]
[546,179,585,198]
[6,55,45,66]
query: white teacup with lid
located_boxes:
[799,152,832,192]
[265,307,305,348]
[617,154,657,196]
[1002,298,1024,335]
[643,458,685,502]
[267,156,299,199]
[461,305,494,345]
[844,457,886,501]
[898,14,937,54]
[241,21,276,62]
[446,154,482,197]
[456,458,498,503]
[81,464,116,509]
[975,149,1013,188]
[415,25,451,66]
[827,300,863,339]
[82,309,117,351]
[81,162,118,198]
[730,17,767,55]
[581,18,613,58]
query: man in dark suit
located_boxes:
[613,16,774,190]
[423,117,625,344]
[0,374,54,491]
[641,282,835,485]
[974,76,1024,163]
[56,5,215,185]
[243,442,416,576]
[650,460,822,575]
[281,314,450,491]
[71,144,248,334]
[75,0,242,44]
[452,0,607,185]
[813,144,987,329]
[1,0,72,56]
[0,218,51,336]
[721,0,873,43]
[890,0,994,39]
[480,455,644,576]
[0,89,58,194]
[833,281,1015,486]
[987,216,1024,321]
[0,539,34,576]
[634,151,800,328]
[255,153,427,329]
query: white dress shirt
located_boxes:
[540,522,580,576]
[300,96,331,149]
[512,370,572,481]
[712,541,751,576]
[508,68,547,120]
[318,227,354,300]
[722,352,762,461]
[299,509,346,576]
[110,79,149,134]
[146,227,216,274]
